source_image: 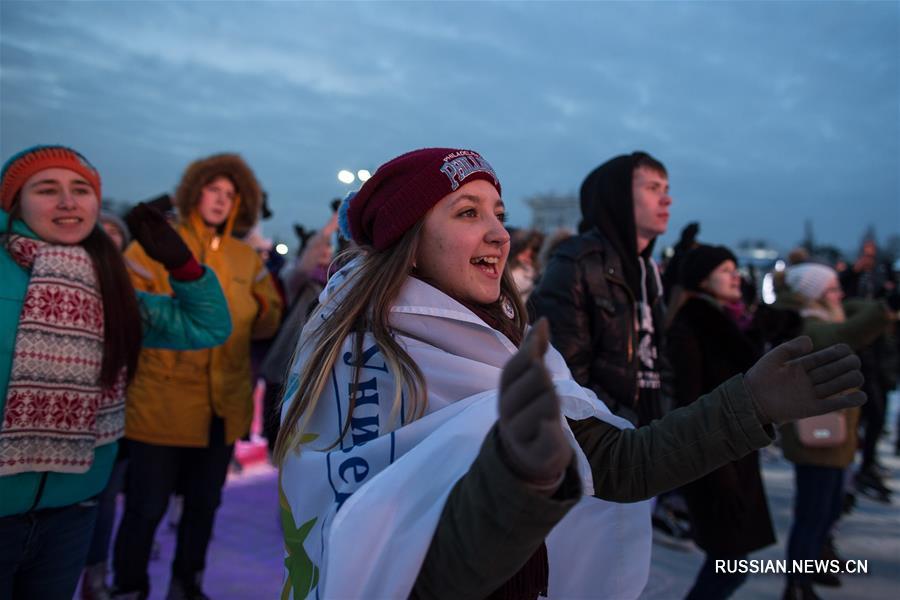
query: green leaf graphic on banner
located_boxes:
[279,475,319,599]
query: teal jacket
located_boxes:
[0,211,232,516]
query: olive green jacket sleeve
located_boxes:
[804,298,890,351]
[412,374,771,598]
[570,374,775,503]
[411,426,581,600]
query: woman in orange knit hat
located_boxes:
[0,145,231,599]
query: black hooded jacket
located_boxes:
[531,152,668,425]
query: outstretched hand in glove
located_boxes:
[745,336,866,426]
[498,318,573,489]
[124,202,194,272]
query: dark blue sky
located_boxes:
[2,1,897,255]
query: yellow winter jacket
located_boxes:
[123,215,282,446]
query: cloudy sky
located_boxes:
[1,1,897,255]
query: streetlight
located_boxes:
[275,243,289,256]
[337,170,355,184]
[357,169,372,182]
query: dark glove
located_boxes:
[144,193,173,214]
[744,336,866,425]
[124,202,193,271]
[497,318,573,487]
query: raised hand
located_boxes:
[124,202,193,271]
[498,318,573,486]
[745,336,866,425]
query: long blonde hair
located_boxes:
[272,222,526,465]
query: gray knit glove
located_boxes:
[498,318,573,487]
[745,337,866,426]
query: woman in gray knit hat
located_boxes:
[99,210,131,251]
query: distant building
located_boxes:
[526,192,579,234]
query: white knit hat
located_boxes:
[785,263,838,301]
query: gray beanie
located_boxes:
[785,263,837,302]
[99,210,131,248]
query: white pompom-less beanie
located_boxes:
[785,263,838,302]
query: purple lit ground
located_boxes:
[140,463,283,599]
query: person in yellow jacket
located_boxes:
[112,153,282,600]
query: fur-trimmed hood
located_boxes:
[175,153,262,237]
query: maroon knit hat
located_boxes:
[346,148,501,251]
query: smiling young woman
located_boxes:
[0,145,231,599]
[414,180,510,306]
[275,147,868,600]
[17,167,100,244]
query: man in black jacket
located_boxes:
[532,151,671,427]
[531,151,693,545]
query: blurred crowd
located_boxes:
[0,145,897,600]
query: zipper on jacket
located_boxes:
[199,226,222,446]
[604,272,641,406]
[604,272,637,364]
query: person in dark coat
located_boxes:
[838,239,898,501]
[667,245,785,599]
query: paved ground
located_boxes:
[126,393,899,599]
[640,441,900,600]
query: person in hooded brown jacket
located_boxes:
[112,154,282,600]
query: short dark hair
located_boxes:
[632,151,667,176]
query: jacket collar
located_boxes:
[391,277,493,327]
[0,210,41,240]
[675,295,758,366]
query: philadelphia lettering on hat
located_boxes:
[344,148,501,251]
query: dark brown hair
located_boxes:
[632,151,667,176]
[81,226,143,386]
[6,199,142,387]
